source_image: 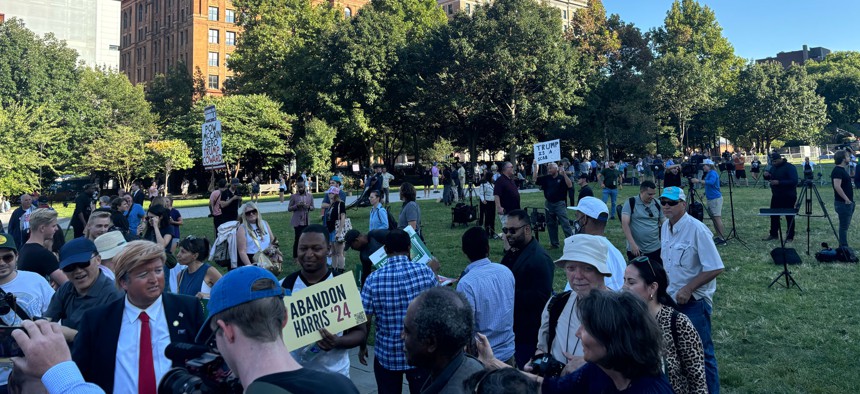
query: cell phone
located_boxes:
[0,326,24,357]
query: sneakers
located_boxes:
[714,237,727,246]
[785,238,794,244]
[761,235,779,241]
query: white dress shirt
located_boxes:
[114,295,172,393]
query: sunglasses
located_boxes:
[244,209,258,216]
[501,224,528,234]
[62,260,91,273]
[660,199,680,207]
[644,205,654,217]
[630,255,656,278]
[0,254,14,264]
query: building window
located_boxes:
[466,3,471,13]
[208,29,219,44]
[208,75,219,90]
[208,7,218,21]
[344,7,352,18]
[226,9,235,23]
[138,4,143,21]
[226,31,236,46]
[208,52,219,67]
[563,10,567,20]
[225,53,230,67]
[447,4,453,14]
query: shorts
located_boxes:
[735,170,746,178]
[750,167,760,173]
[707,197,723,217]
[433,176,439,188]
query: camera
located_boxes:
[530,208,547,233]
[158,343,242,394]
[529,353,565,377]
[681,162,701,178]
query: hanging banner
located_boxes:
[534,139,561,165]
[282,272,367,350]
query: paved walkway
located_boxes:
[348,347,411,394]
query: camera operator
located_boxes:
[762,152,798,242]
[832,150,854,248]
[664,164,682,188]
[532,235,610,378]
[11,320,104,394]
[199,265,358,392]
[690,163,727,245]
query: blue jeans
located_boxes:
[373,358,428,394]
[677,298,720,394]
[834,200,855,247]
[545,200,573,246]
[601,188,618,217]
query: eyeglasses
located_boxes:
[501,224,528,234]
[0,254,14,264]
[204,324,222,349]
[62,261,91,273]
[660,199,680,207]
[244,209,258,216]
[630,255,656,278]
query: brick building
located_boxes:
[756,45,831,69]
[120,0,366,96]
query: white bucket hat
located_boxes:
[554,234,611,276]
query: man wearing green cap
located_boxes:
[200,265,358,393]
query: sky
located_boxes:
[602,0,859,61]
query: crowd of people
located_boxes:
[2,145,858,394]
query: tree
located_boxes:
[435,0,586,165]
[649,52,714,151]
[806,51,860,136]
[169,94,294,178]
[727,62,828,151]
[295,118,336,193]
[82,126,147,191]
[568,0,620,70]
[142,139,194,193]
[145,62,206,125]
[0,103,65,194]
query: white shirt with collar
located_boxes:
[114,295,172,393]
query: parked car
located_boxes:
[46,177,90,202]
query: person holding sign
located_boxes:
[533,162,573,249]
[360,229,436,394]
[196,266,359,393]
[281,224,367,378]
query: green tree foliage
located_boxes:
[567,0,620,70]
[226,0,341,117]
[83,126,147,191]
[806,51,860,137]
[295,118,336,192]
[145,63,206,125]
[423,137,456,164]
[727,62,828,151]
[169,95,294,177]
[435,0,586,164]
[142,139,194,193]
[0,104,64,194]
[648,52,714,150]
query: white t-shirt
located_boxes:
[0,270,55,384]
[285,273,350,377]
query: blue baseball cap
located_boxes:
[196,265,287,343]
[660,187,687,202]
[330,175,342,185]
[59,238,98,269]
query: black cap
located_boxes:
[343,229,361,250]
[578,174,589,180]
[770,151,783,160]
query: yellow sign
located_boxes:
[282,272,367,350]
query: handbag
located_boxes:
[335,218,352,242]
[249,222,280,276]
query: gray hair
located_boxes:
[413,287,474,358]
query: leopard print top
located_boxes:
[657,305,708,394]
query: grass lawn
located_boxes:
[167,175,860,393]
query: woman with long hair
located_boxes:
[141,204,174,250]
[623,257,707,394]
[175,236,222,298]
[236,202,273,268]
[325,186,347,274]
[109,197,131,236]
[397,182,421,238]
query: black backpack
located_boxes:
[374,207,397,230]
[545,291,572,350]
[615,197,636,222]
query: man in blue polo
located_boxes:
[691,162,727,246]
[45,238,124,342]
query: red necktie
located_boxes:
[138,312,156,394]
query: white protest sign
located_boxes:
[202,106,225,170]
[369,226,432,270]
[534,139,561,165]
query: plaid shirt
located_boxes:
[361,255,437,371]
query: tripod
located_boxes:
[722,166,748,248]
[760,209,802,291]
[794,180,839,255]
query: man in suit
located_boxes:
[131,181,146,207]
[72,240,204,393]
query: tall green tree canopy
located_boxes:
[145,63,206,125]
[295,118,336,190]
[806,51,860,137]
[0,103,64,194]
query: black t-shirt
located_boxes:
[326,201,346,232]
[250,369,359,394]
[221,189,239,221]
[832,166,853,202]
[18,243,59,279]
[72,193,93,227]
[535,174,570,203]
[578,184,593,203]
[664,170,682,188]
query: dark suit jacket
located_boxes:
[72,293,204,393]
[132,189,145,206]
[500,239,554,346]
